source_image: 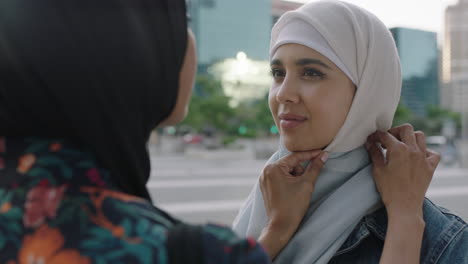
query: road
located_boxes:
[148,148,468,226]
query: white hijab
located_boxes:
[233,1,402,263]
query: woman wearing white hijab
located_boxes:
[233,0,467,263]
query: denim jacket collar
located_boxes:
[334,199,467,263]
[334,205,387,257]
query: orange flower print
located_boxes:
[17,154,36,174]
[18,225,91,264]
[23,184,67,228]
[0,202,12,213]
[49,143,62,152]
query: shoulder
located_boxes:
[362,198,467,263]
[167,223,270,264]
[421,199,467,264]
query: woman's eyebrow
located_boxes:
[296,58,331,69]
[270,59,282,66]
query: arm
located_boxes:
[258,222,298,260]
[380,211,425,264]
[168,150,327,264]
[258,151,328,260]
[366,124,440,264]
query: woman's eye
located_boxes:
[303,68,325,78]
[270,69,285,78]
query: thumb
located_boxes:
[366,141,385,167]
[303,152,328,183]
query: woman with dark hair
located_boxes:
[0,0,327,263]
[1,0,465,263]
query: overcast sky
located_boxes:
[290,0,459,42]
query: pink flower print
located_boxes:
[224,246,232,253]
[247,237,257,249]
[0,136,5,153]
[0,157,4,170]
[49,142,62,152]
[38,179,50,187]
[86,168,105,187]
[23,184,67,228]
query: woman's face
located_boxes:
[159,29,197,126]
[269,43,356,151]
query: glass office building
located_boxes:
[187,0,271,68]
[391,27,440,116]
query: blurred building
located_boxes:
[442,0,468,113]
[187,0,271,69]
[390,27,440,116]
[272,0,302,25]
[442,0,468,167]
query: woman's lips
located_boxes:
[280,120,305,129]
[278,113,307,129]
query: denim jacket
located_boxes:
[330,198,468,264]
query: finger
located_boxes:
[367,131,378,143]
[387,124,418,149]
[367,141,385,167]
[367,131,388,149]
[279,150,322,168]
[303,152,327,183]
[373,131,401,151]
[291,165,305,176]
[426,148,441,171]
[415,131,427,153]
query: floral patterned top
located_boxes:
[0,136,269,264]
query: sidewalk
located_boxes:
[149,137,280,160]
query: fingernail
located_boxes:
[321,152,329,163]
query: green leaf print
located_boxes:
[88,226,113,240]
[25,141,49,153]
[82,239,108,250]
[136,219,150,235]
[0,235,6,249]
[36,156,73,179]
[76,160,97,169]
[27,167,53,178]
[0,189,13,204]
[5,207,23,220]
[121,218,133,235]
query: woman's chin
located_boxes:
[283,138,326,152]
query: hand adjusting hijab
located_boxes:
[0,0,188,201]
[233,1,402,263]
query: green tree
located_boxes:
[180,75,235,133]
[392,104,412,127]
[392,104,461,136]
[425,105,461,135]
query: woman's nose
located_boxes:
[276,78,300,104]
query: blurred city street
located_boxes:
[148,143,468,226]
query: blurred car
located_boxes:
[182,133,203,144]
[426,136,458,166]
